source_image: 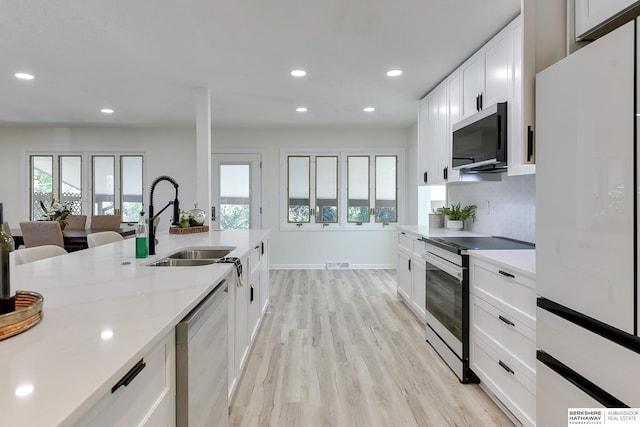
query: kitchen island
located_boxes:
[0,229,270,427]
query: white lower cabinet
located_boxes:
[469,256,536,427]
[75,332,176,427]
[410,255,426,320]
[396,231,426,322]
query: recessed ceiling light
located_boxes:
[386,69,403,77]
[101,108,114,114]
[101,330,114,340]
[296,107,308,112]
[15,72,34,80]
[15,384,34,397]
[291,70,307,77]
[363,107,375,112]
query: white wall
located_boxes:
[447,174,536,243]
[212,127,413,268]
[0,124,414,268]
[0,126,197,232]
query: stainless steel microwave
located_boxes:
[452,102,507,171]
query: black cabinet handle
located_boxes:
[112,359,146,393]
[400,232,406,235]
[498,315,515,327]
[476,95,479,112]
[498,270,515,279]
[527,126,534,162]
[498,360,515,375]
[250,286,254,303]
[423,172,428,183]
[261,241,264,255]
[408,258,411,272]
[443,167,448,180]
[480,93,483,110]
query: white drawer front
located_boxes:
[412,237,425,254]
[537,308,640,406]
[76,333,175,427]
[471,336,535,427]
[470,258,536,329]
[398,231,413,251]
[536,360,603,427]
[471,294,536,372]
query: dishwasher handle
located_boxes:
[176,276,229,343]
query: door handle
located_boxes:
[211,206,216,221]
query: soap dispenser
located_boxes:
[136,210,148,258]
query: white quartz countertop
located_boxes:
[397,225,535,277]
[0,228,270,427]
[467,249,536,277]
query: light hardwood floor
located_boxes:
[229,269,513,427]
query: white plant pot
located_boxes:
[446,219,463,231]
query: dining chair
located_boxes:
[65,215,87,230]
[19,221,65,248]
[87,231,124,248]
[2,221,11,236]
[14,245,68,265]
[90,215,121,231]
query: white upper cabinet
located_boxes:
[446,70,461,183]
[575,0,640,40]
[418,80,454,186]
[460,56,484,120]
[483,31,513,108]
[459,27,512,122]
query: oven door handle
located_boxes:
[424,253,463,282]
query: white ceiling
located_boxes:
[0,0,520,128]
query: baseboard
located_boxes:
[270,263,396,270]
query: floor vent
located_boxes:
[326,262,350,270]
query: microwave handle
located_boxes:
[497,114,502,150]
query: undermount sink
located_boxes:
[147,259,217,267]
[167,247,235,260]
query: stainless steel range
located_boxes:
[421,236,534,383]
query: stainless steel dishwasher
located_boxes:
[176,273,230,427]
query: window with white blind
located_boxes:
[281,149,402,230]
[28,152,144,222]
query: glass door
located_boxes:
[211,153,261,230]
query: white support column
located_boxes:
[195,88,212,217]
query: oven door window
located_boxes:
[426,261,463,342]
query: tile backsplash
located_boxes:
[447,174,535,243]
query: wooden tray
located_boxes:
[0,291,44,341]
[169,225,209,234]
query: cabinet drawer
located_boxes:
[398,231,413,251]
[412,237,425,254]
[471,294,536,372]
[75,333,175,427]
[470,258,536,329]
[471,336,535,427]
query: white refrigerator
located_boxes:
[536,18,640,426]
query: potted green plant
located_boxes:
[439,203,477,230]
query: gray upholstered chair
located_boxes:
[65,215,87,230]
[90,215,121,231]
[14,245,68,265]
[87,231,124,248]
[19,221,65,248]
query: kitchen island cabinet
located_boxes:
[0,229,270,427]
